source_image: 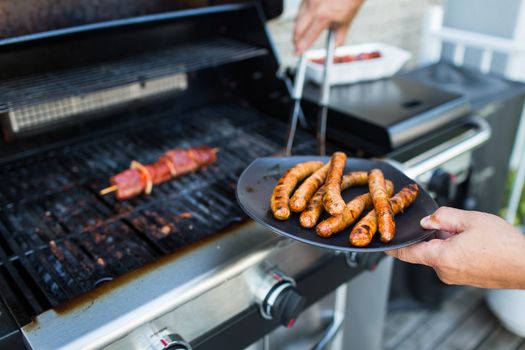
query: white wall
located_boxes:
[267,0,444,67]
[442,0,525,169]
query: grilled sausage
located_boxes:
[368,169,395,243]
[316,180,393,237]
[350,183,419,246]
[300,171,368,228]
[271,161,324,220]
[322,152,347,216]
[290,163,331,212]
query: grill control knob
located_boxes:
[158,333,191,350]
[428,168,456,205]
[266,283,306,328]
[254,269,306,328]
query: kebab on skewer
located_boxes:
[99,146,218,200]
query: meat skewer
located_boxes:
[99,146,218,200]
[99,185,119,196]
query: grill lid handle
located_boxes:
[400,115,491,179]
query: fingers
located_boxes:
[436,230,455,240]
[420,206,472,234]
[385,239,444,267]
[295,16,331,55]
[294,0,366,54]
[335,24,350,46]
[293,1,315,53]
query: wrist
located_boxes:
[518,230,525,289]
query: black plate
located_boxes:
[236,156,438,252]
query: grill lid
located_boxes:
[301,76,471,155]
[0,3,274,141]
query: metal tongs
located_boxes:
[284,54,307,156]
[284,28,336,156]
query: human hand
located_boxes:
[293,0,365,55]
[386,206,525,289]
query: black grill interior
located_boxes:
[0,102,317,324]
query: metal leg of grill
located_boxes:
[340,256,394,350]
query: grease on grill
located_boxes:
[51,220,253,316]
[0,104,317,321]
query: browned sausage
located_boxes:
[322,152,347,216]
[271,161,324,220]
[349,209,378,247]
[299,171,368,228]
[390,183,419,215]
[350,183,419,246]
[368,169,395,243]
[316,180,394,237]
[290,163,330,212]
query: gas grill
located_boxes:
[0,3,494,350]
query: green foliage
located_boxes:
[500,170,525,226]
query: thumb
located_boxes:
[386,239,444,267]
[420,206,471,234]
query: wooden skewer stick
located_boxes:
[99,184,119,196]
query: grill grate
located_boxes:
[0,38,268,134]
[0,103,316,324]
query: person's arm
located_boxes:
[386,207,525,289]
[294,0,365,54]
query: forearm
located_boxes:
[502,231,525,289]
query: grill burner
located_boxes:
[0,103,316,324]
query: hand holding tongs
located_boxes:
[284,28,336,156]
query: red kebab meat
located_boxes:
[100,146,218,200]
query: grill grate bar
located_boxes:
[1,38,268,135]
[0,102,317,323]
[2,39,265,102]
[0,249,46,316]
[0,218,67,306]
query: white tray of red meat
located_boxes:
[305,42,411,85]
